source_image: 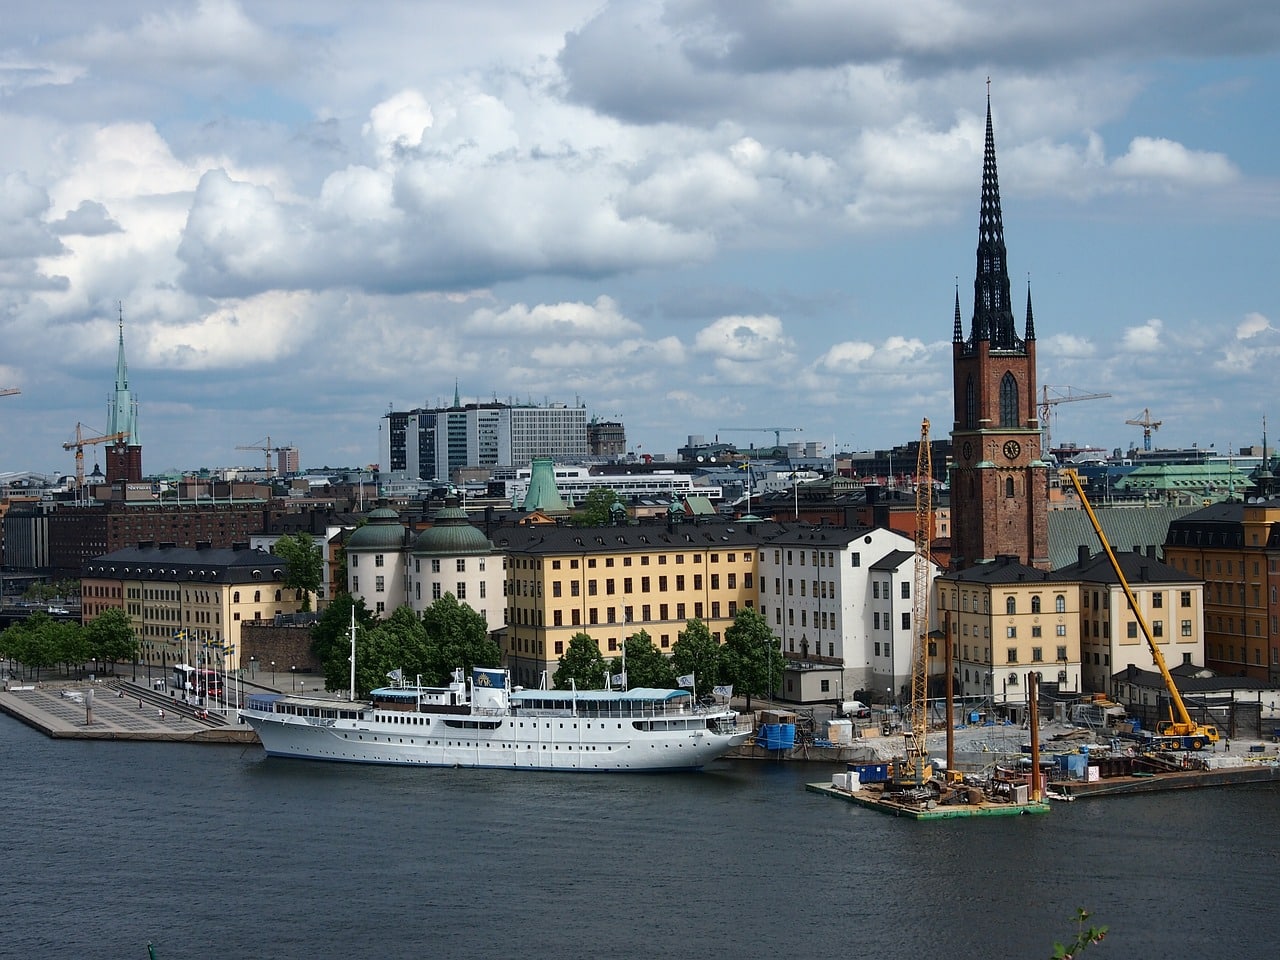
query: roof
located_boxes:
[412,502,494,556]
[346,506,409,550]
[1052,549,1196,586]
[492,519,788,556]
[1112,663,1272,694]
[511,688,692,703]
[83,544,286,583]
[1048,504,1196,569]
[870,548,914,571]
[942,556,1056,585]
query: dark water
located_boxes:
[2,714,1277,960]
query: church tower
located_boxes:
[949,94,1049,571]
[105,304,144,484]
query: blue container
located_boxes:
[756,723,796,750]
[849,762,889,783]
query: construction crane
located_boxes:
[1125,408,1162,452]
[1038,385,1111,454]
[1064,469,1219,750]
[62,423,129,498]
[890,417,935,793]
[717,426,803,448]
[236,436,283,476]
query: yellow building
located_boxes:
[81,542,305,675]
[493,522,777,689]
[935,556,1082,718]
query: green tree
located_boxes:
[311,593,376,691]
[422,593,501,684]
[719,607,780,711]
[357,605,427,694]
[273,532,324,611]
[553,632,607,689]
[573,487,624,526]
[671,618,721,698]
[610,629,675,689]
[51,620,91,676]
[84,607,137,674]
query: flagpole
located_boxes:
[348,604,357,702]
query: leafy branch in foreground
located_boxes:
[1051,907,1108,959]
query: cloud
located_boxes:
[816,335,929,373]
[1121,318,1163,353]
[467,296,642,338]
[1043,333,1096,359]
[1112,136,1238,185]
[50,200,122,237]
[1236,312,1273,339]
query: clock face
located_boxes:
[1003,440,1022,460]
[962,441,973,461]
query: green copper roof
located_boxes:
[413,503,493,555]
[346,506,407,550]
[521,456,569,514]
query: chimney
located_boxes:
[1077,544,1090,566]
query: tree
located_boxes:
[719,607,780,712]
[574,487,624,527]
[273,532,324,611]
[421,593,501,685]
[610,629,675,689]
[312,593,376,691]
[84,607,137,674]
[553,632,607,689]
[671,618,721,697]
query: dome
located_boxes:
[412,502,493,556]
[346,505,408,551]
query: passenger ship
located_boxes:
[240,668,752,772]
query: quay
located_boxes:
[0,677,258,744]
[805,780,1050,819]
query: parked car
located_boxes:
[838,700,872,719]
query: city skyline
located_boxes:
[0,2,1277,475]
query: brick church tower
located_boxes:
[949,95,1049,571]
[105,305,143,485]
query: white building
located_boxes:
[758,526,940,703]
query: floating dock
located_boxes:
[805,781,1050,819]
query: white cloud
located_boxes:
[1236,312,1273,339]
[468,296,641,338]
[1044,333,1096,359]
[1121,318,1163,353]
[1112,136,1238,185]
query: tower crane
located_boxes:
[717,426,803,448]
[236,436,284,476]
[1037,386,1111,454]
[1125,409,1162,452]
[890,417,935,794]
[62,423,129,499]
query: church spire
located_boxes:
[1025,280,1036,341]
[107,303,140,446]
[972,89,1019,350]
[952,283,963,342]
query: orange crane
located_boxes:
[1125,408,1162,452]
[62,423,129,498]
[236,436,283,476]
[1064,468,1218,750]
[1038,386,1111,454]
[890,417,934,792]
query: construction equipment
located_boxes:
[1038,386,1110,453]
[717,426,803,448]
[891,418,934,790]
[1125,408,1162,452]
[62,423,129,498]
[236,436,283,476]
[1064,469,1219,750]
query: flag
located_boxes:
[676,674,695,688]
[473,667,506,689]
[713,685,734,699]
[611,672,627,688]
[386,668,402,682]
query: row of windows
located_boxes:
[352,554,487,574]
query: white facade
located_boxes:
[348,546,409,617]
[758,527,939,701]
[406,552,505,632]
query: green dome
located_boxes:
[412,504,493,556]
[346,506,408,551]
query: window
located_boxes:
[1007,648,1018,663]
[873,612,880,629]
[710,574,719,590]
[1006,596,1016,615]
[1152,620,1163,637]
[375,554,384,567]
[1031,626,1042,638]
[432,583,441,599]
[1181,591,1192,608]
[1056,625,1066,637]
[901,612,910,630]
[554,640,563,654]
[901,582,910,599]
[1127,622,1138,639]
[1153,592,1163,608]
[1006,626,1017,639]
[1031,596,1041,614]
[1181,620,1192,637]
[1057,645,1067,661]
[999,372,1019,427]
[1031,647,1042,662]
[375,576,385,593]
[851,552,860,567]
[457,559,466,573]
[1055,595,1066,613]
[873,582,880,599]
[676,575,685,591]
[553,582,562,598]
[351,555,359,568]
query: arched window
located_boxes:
[1031,596,1042,614]
[275,589,282,601]
[999,372,1019,427]
[233,591,240,603]
[965,376,976,430]
[1005,476,1015,498]
[254,590,261,602]
[1055,595,1066,613]
[1006,596,1016,615]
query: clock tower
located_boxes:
[949,94,1049,571]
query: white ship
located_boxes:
[240,667,752,772]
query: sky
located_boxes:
[1,1,1278,478]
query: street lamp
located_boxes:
[271,660,276,685]
[291,665,297,691]
[249,656,257,678]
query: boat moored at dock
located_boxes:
[239,667,752,772]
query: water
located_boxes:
[2,713,1277,959]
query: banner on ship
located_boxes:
[473,667,506,689]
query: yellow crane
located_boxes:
[1125,408,1162,452]
[1038,385,1111,454]
[891,418,934,791]
[1064,469,1219,750]
[62,423,129,498]
[236,436,283,476]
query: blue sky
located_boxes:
[0,1,1277,476]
